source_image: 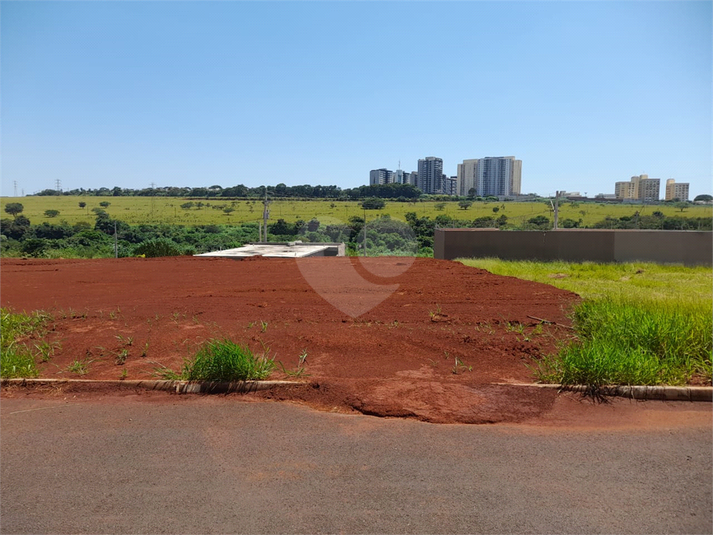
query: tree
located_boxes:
[4,203,23,218]
[675,202,689,212]
[99,201,111,208]
[458,200,473,210]
[181,202,194,210]
[269,218,297,236]
[492,207,500,214]
[0,215,31,240]
[694,194,712,202]
[78,201,87,209]
[361,198,386,210]
[434,203,446,211]
[526,215,550,230]
[307,218,320,232]
[44,209,60,218]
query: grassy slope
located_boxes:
[457,259,713,386]
[455,259,712,302]
[3,196,712,227]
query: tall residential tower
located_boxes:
[417,157,444,195]
[457,156,522,197]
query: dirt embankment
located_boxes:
[1,257,579,423]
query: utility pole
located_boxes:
[363,207,367,256]
[552,190,564,229]
[114,221,118,259]
[262,187,271,242]
[150,182,156,221]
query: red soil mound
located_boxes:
[1,257,579,423]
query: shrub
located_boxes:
[133,238,184,257]
[21,238,49,257]
[361,198,386,210]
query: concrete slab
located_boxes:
[195,241,345,258]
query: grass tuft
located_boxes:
[181,339,274,382]
[0,308,52,378]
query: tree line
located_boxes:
[32,183,422,200]
[3,199,710,260]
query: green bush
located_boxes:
[133,238,184,257]
[361,197,386,210]
[182,339,275,381]
[21,238,49,257]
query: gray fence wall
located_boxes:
[434,229,712,266]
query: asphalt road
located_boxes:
[1,394,711,534]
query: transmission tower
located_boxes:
[55,179,62,195]
[13,181,17,197]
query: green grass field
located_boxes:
[457,259,713,387]
[3,196,711,227]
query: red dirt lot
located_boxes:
[1,256,580,423]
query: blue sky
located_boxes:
[2,1,711,197]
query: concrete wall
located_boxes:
[434,229,712,266]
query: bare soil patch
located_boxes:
[1,257,579,423]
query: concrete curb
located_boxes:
[3,379,711,401]
[496,383,713,402]
[0,378,306,394]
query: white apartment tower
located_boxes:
[457,156,522,197]
[392,169,408,185]
[457,159,479,197]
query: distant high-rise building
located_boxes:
[615,181,636,200]
[615,174,659,201]
[369,168,394,186]
[665,179,689,201]
[408,171,418,186]
[392,169,409,185]
[442,176,457,196]
[457,159,480,197]
[511,159,522,195]
[638,177,660,202]
[457,156,522,197]
[417,157,444,195]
